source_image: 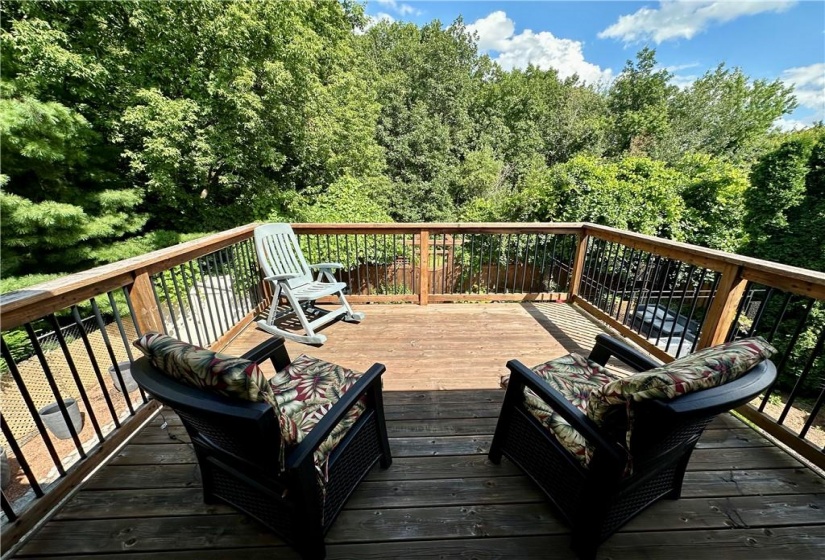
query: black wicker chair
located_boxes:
[488,333,776,559]
[131,336,392,560]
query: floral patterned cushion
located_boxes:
[587,337,777,466]
[501,353,622,466]
[133,332,273,403]
[266,354,366,481]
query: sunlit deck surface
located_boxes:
[13,304,825,559]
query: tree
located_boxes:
[743,128,824,262]
[607,48,676,155]
[675,153,750,252]
[359,18,481,221]
[661,65,796,163]
[1,0,384,249]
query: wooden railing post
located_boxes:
[419,229,429,306]
[696,263,748,349]
[568,229,589,301]
[128,271,164,334]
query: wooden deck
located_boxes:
[12,304,825,559]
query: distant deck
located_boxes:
[12,303,825,559]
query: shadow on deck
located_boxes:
[12,303,825,559]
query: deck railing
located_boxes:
[0,224,266,548]
[1,221,823,548]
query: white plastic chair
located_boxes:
[254,223,364,344]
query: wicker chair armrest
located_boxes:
[240,336,291,371]
[506,359,625,466]
[285,363,385,470]
[587,333,662,371]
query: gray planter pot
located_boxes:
[1,447,12,490]
[108,361,139,393]
[38,398,84,440]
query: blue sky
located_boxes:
[364,1,825,129]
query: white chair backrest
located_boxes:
[254,224,312,288]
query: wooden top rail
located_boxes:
[0,224,258,330]
[291,222,586,235]
[3,221,824,331]
[586,224,825,300]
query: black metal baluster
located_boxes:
[90,298,135,415]
[614,248,636,322]
[779,325,825,424]
[168,270,193,344]
[594,241,615,309]
[1,337,66,475]
[231,244,252,315]
[355,235,362,296]
[158,273,182,339]
[664,264,694,351]
[1,415,43,496]
[500,234,510,293]
[759,298,815,410]
[150,276,168,335]
[645,259,671,341]
[691,272,721,353]
[674,268,707,357]
[107,292,147,404]
[243,239,263,306]
[219,248,242,324]
[71,306,120,426]
[487,235,495,294]
[607,245,627,317]
[177,265,203,347]
[375,234,382,295]
[205,253,230,336]
[541,234,553,292]
[748,287,775,337]
[800,370,825,439]
[24,323,86,458]
[190,260,217,344]
[2,491,17,521]
[766,293,794,343]
[624,251,650,327]
[45,314,104,443]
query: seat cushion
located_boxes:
[134,332,273,402]
[501,353,622,466]
[267,354,366,480]
[588,337,777,427]
[587,337,777,467]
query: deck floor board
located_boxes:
[13,303,825,559]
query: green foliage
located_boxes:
[661,65,796,163]
[744,128,825,265]
[505,155,685,237]
[676,153,750,251]
[287,176,393,224]
[0,2,819,291]
[608,48,675,155]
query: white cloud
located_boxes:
[374,0,420,17]
[599,1,796,44]
[780,62,825,126]
[782,63,825,111]
[468,11,612,85]
[663,62,700,89]
[357,12,395,35]
[775,117,808,131]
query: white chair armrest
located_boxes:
[309,262,344,270]
[264,273,300,282]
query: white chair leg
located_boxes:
[338,290,365,322]
[282,286,319,339]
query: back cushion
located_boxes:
[134,332,273,403]
[587,336,776,428]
